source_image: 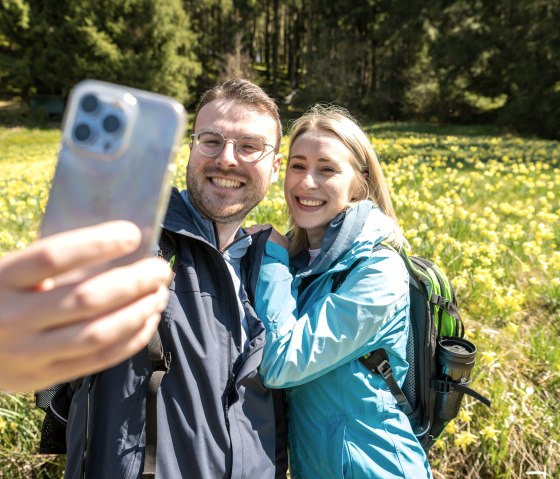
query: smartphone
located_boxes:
[40,80,187,264]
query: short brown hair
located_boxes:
[194,78,282,151]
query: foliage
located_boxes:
[417,0,560,138]
[2,1,559,137]
[1,123,559,478]
[367,128,560,478]
[0,392,63,478]
[0,0,201,102]
[290,0,426,120]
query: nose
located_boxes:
[301,171,319,190]
[216,139,239,168]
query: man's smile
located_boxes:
[210,177,244,189]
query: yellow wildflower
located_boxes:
[507,322,520,335]
[445,420,458,435]
[480,351,497,365]
[480,425,500,441]
[458,408,472,423]
[433,437,446,449]
[454,431,478,451]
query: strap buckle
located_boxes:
[431,294,450,310]
[374,359,393,380]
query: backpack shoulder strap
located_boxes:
[360,349,412,414]
[143,333,171,478]
[142,229,176,478]
[157,228,180,276]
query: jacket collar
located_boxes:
[161,187,219,248]
[291,200,373,275]
[292,199,394,278]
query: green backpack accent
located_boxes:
[331,242,491,451]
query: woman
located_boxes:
[253,104,432,478]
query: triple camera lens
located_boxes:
[73,94,124,144]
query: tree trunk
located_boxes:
[271,0,280,97]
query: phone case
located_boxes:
[40,80,187,262]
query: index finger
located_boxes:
[0,221,142,289]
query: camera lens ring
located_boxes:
[80,94,99,114]
[73,123,95,143]
[102,114,122,135]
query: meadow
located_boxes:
[0,122,559,478]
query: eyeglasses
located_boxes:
[191,130,276,163]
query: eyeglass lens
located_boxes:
[196,131,267,162]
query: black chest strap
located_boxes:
[142,331,171,478]
[142,230,176,478]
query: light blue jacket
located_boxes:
[256,200,432,479]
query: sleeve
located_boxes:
[255,241,299,340]
[256,247,409,389]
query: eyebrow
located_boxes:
[198,128,268,141]
[289,155,337,163]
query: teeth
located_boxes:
[299,198,324,207]
[212,177,242,188]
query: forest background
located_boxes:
[1,0,559,138]
[1,1,559,478]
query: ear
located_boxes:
[270,153,282,183]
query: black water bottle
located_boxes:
[435,337,477,421]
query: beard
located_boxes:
[186,162,272,224]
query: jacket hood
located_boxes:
[292,199,399,278]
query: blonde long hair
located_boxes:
[287,104,405,254]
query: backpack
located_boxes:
[331,242,491,451]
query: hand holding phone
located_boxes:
[0,221,172,392]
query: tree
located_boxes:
[424,0,560,138]
[290,0,425,120]
[0,0,201,103]
[1,0,558,138]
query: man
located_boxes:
[44,79,287,479]
[0,221,171,392]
